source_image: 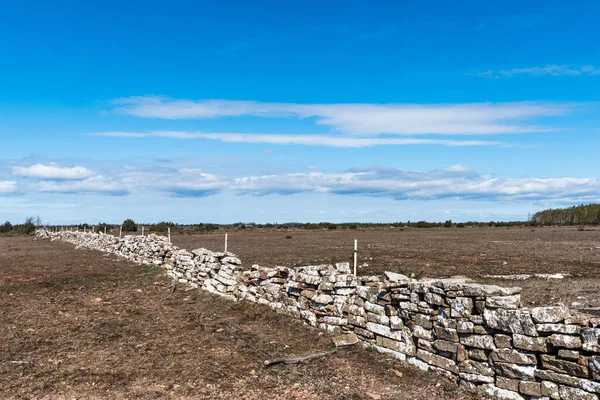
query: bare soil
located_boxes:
[0,236,481,400]
[170,226,600,308]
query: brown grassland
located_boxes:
[0,235,480,399]
[1,226,599,398]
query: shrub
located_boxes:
[0,221,12,233]
[122,218,137,232]
[149,221,175,232]
[443,220,452,228]
[13,217,36,234]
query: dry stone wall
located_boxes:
[37,229,600,400]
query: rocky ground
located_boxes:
[0,236,481,399]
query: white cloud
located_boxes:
[111,96,574,135]
[230,168,600,202]
[91,131,506,147]
[35,176,127,195]
[9,161,600,204]
[0,181,17,193]
[474,64,600,78]
[13,163,93,180]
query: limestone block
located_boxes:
[548,334,582,349]
[491,348,537,365]
[484,308,538,336]
[448,297,473,318]
[531,305,568,324]
[459,334,496,350]
[486,295,521,309]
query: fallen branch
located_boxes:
[264,350,336,366]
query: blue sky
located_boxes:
[1,0,600,224]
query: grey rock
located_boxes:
[491,348,537,365]
[484,308,537,336]
[531,305,568,324]
[512,334,547,352]
[495,363,536,380]
[486,295,521,309]
[459,334,496,350]
[548,334,582,349]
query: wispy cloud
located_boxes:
[0,181,17,193]
[110,96,574,136]
[90,131,507,148]
[34,176,128,196]
[6,159,600,203]
[231,168,600,202]
[13,163,94,180]
[473,64,600,78]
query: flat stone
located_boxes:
[376,335,416,356]
[434,339,460,353]
[537,323,581,335]
[582,328,600,352]
[448,297,473,317]
[459,372,494,383]
[416,349,459,374]
[313,294,334,304]
[495,363,536,380]
[332,333,359,347]
[462,283,521,297]
[457,321,474,333]
[484,308,538,336]
[558,385,597,400]
[481,384,526,400]
[434,326,459,342]
[424,292,447,306]
[495,334,513,348]
[384,271,410,283]
[548,334,582,349]
[496,376,520,392]
[486,295,521,309]
[414,325,434,341]
[531,305,568,323]
[366,322,403,341]
[459,334,496,350]
[512,334,547,352]
[491,348,537,365]
[415,313,433,329]
[364,301,386,315]
[459,359,494,376]
[558,349,580,361]
[519,381,541,397]
[541,354,589,378]
[541,381,560,399]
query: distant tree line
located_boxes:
[532,203,600,226]
[14,216,543,236]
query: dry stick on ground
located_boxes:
[264,350,337,366]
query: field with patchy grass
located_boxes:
[0,236,481,399]
[170,226,600,309]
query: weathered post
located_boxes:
[225,233,228,253]
[168,227,171,244]
[119,225,122,240]
[353,239,358,277]
[141,226,144,237]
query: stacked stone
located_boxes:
[37,229,600,400]
[238,264,289,307]
[200,251,243,301]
